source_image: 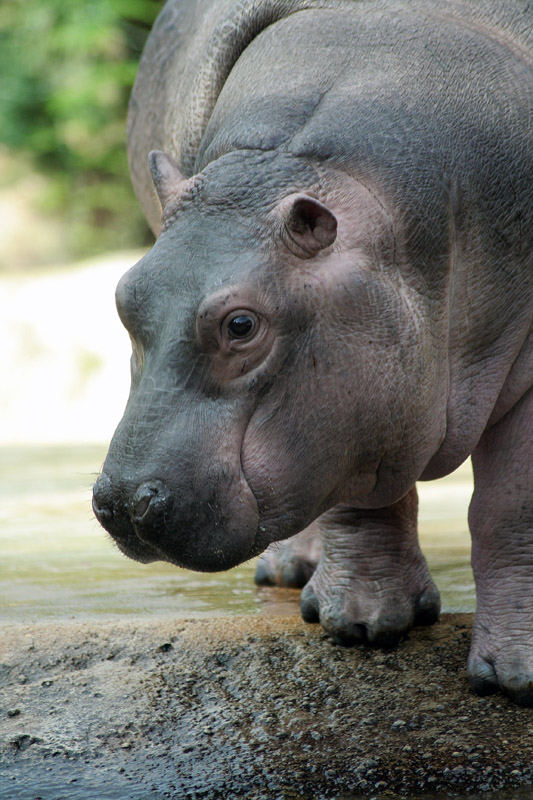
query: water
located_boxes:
[0,443,475,623]
[0,444,259,622]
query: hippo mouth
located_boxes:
[92,459,266,573]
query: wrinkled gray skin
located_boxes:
[93,0,533,705]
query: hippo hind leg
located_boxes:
[468,386,533,707]
[300,487,441,648]
[254,522,322,588]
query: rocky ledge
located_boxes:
[1,613,532,799]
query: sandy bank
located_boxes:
[1,614,531,799]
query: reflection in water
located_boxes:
[0,444,475,623]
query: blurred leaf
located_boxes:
[0,0,162,268]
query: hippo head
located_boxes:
[93,150,438,571]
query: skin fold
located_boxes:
[93,0,532,705]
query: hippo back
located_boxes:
[127,0,532,238]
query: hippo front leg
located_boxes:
[299,487,440,647]
[468,387,533,706]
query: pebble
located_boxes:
[391,719,407,729]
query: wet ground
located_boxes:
[1,616,532,800]
[1,445,532,799]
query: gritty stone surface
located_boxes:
[0,613,532,799]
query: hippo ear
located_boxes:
[276,193,337,259]
[148,150,186,209]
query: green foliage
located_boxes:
[0,0,162,264]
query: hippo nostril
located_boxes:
[92,495,113,522]
[92,473,114,523]
[133,488,157,520]
[131,481,169,524]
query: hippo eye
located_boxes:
[225,312,257,341]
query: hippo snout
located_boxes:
[92,472,161,564]
[93,474,173,528]
[92,463,262,572]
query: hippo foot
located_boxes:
[299,492,440,648]
[300,560,440,648]
[467,616,533,707]
[254,522,322,588]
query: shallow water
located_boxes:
[0,443,476,623]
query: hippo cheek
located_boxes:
[240,414,323,544]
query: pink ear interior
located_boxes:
[278,193,337,258]
[148,150,186,209]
